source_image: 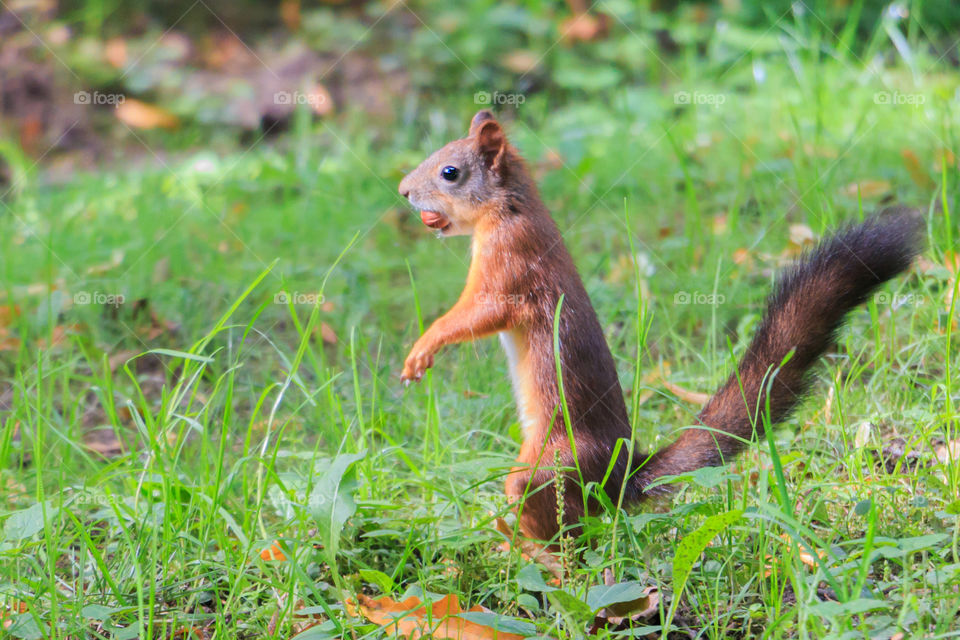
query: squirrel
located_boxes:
[398,109,924,545]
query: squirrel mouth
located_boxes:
[420,210,451,232]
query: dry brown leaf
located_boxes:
[319,322,337,345]
[933,149,956,173]
[105,37,128,68]
[260,542,287,561]
[116,99,180,130]
[85,249,125,275]
[84,427,126,457]
[788,223,816,249]
[712,213,728,235]
[37,324,80,349]
[559,13,609,43]
[934,440,960,465]
[901,149,934,190]
[502,50,540,74]
[108,349,140,372]
[346,593,525,640]
[843,180,891,199]
[0,305,20,327]
[662,380,709,406]
[280,0,301,30]
[732,247,752,267]
[306,84,334,117]
[779,533,825,568]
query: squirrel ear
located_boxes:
[475,120,507,174]
[469,110,496,136]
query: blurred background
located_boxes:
[2,2,960,636]
[3,0,959,173]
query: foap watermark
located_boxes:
[474,91,526,106]
[873,91,925,107]
[674,291,725,305]
[73,492,124,508]
[273,90,326,109]
[74,291,125,307]
[476,292,525,306]
[74,91,125,107]
[874,291,925,307]
[274,291,325,306]
[674,91,726,108]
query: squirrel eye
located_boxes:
[441,166,460,182]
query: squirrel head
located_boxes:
[399,110,514,237]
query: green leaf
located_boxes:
[455,612,538,636]
[546,589,594,626]
[6,613,45,640]
[586,581,649,613]
[873,533,948,558]
[358,569,394,594]
[853,499,872,516]
[3,502,55,541]
[516,564,554,592]
[80,604,122,620]
[307,450,367,564]
[146,348,214,363]
[809,598,887,617]
[671,510,742,606]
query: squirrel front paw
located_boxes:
[401,349,434,384]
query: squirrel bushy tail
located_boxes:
[634,208,925,496]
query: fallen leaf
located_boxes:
[260,541,287,561]
[85,249,125,275]
[780,533,826,568]
[934,440,960,465]
[560,12,609,43]
[843,180,891,199]
[108,349,141,372]
[933,149,956,173]
[105,37,128,68]
[662,380,709,406]
[732,247,752,266]
[501,50,540,74]
[116,99,180,130]
[853,421,874,449]
[901,149,934,190]
[280,0,301,30]
[306,83,334,117]
[711,213,728,235]
[319,322,337,345]
[0,305,20,326]
[37,324,80,349]
[346,593,526,640]
[788,223,816,249]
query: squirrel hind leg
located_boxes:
[506,460,586,546]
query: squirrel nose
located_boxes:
[399,188,410,199]
[398,174,411,199]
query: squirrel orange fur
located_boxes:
[398,110,924,544]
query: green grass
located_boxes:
[2,7,960,639]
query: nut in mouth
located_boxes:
[420,210,451,232]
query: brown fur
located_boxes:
[398,111,924,544]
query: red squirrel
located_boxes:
[398,110,924,544]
